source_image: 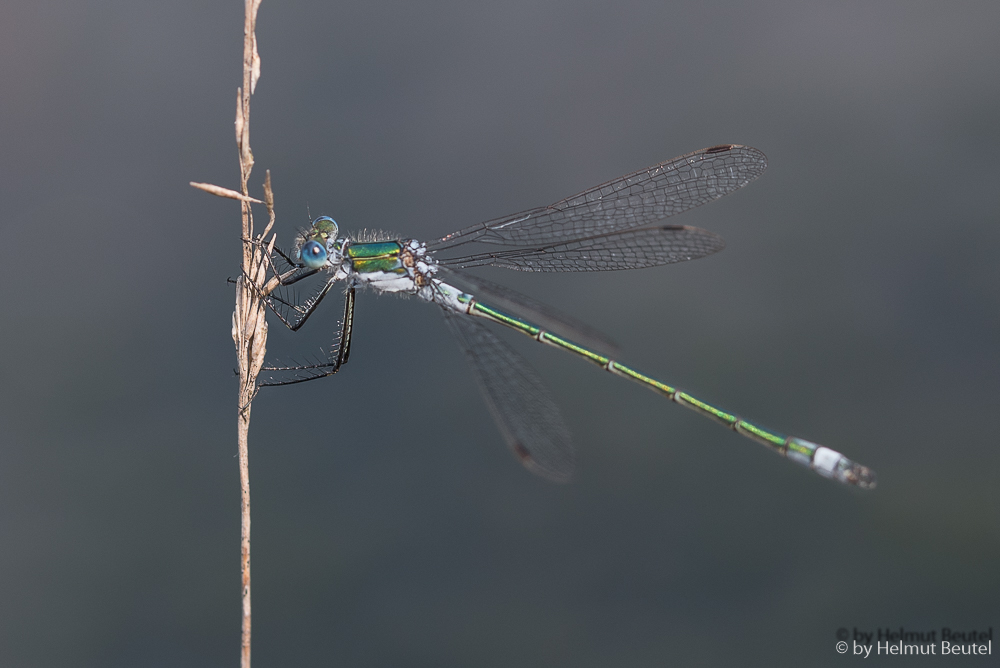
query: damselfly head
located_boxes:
[296,216,339,268]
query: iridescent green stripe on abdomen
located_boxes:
[469,302,541,337]
[466,297,876,489]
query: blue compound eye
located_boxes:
[300,240,328,268]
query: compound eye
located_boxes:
[311,216,339,239]
[300,240,328,268]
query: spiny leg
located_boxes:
[259,285,355,387]
[243,236,318,287]
[267,279,337,332]
[242,237,333,331]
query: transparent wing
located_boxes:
[436,265,620,356]
[438,224,725,272]
[443,309,576,483]
[430,144,765,250]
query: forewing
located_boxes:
[431,145,765,250]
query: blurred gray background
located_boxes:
[1,0,997,666]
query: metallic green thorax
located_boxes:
[346,242,405,274]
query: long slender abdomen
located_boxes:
[465,297,876,489]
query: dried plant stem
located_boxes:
[233,3,265,668]
[189,182,264,204]
[191,3,281,664]
[191,1,269,666]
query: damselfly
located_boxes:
[259,144,876,488]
